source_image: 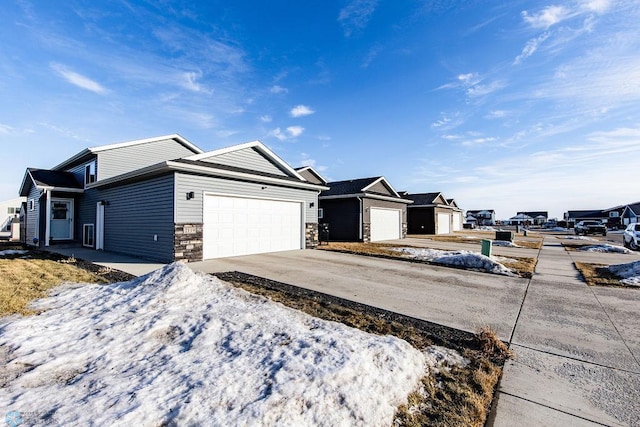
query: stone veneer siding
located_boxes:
[305,222,319,248]
[174,223,203,262]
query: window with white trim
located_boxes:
[83,224,95,247]
[28,199,35,211]
[609,211,619,217]
[318,208,324,219]
[85,161,96,186]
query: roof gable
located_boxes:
[185,141,304,181]
[322,177,398,197]
[19,168,83,196]
[295,166,327,185]
[402,192,446,205]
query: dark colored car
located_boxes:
[623,223,639,250]
[574,220,607,236]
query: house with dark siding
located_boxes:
[401,192,463,235]
[19,135,327,262]
[318,177,411,242]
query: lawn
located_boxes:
[0,245,510,426]
[409,232,544,250]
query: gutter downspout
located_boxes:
[357,196,363,240]
[44,189,51,247]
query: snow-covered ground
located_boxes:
[608,260,640,287]
[562,236,597,241]
[0,249,28,256]
[492,240,520,248]
[0,263,466,426]
[576,244,631,254]
[392,247,515,276]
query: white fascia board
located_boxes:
[19,169,35,197]
[296,166,327,184]
[185,140,306,182]
[361,177,401,198]
[90,134,203,154]
[320,193,412,204]
[38,186,84,193]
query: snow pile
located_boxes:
[474,226,496,231]
[393,247,515,276]
[551,227,567,232]
[577,244,630,254]
[0,263,434,426]
[563,236,597,241]
[608,260,640,287]
[0,249,28,256]
[492,240,520,248]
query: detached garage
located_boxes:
[318,176,411,242]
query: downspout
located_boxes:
[357,196,363,240]
[44,189,51,247]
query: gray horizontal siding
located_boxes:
[76,189,101,244]
[25,185,40,245]
[201,147,289,177]
[368,181,394,196]
[99,174,175,262]
[97,139,196,180]
[175,173,318,224]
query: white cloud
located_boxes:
[466,80,505,97]
[514,32,550,64]
[431,112,463,130]
[290,105,315,117]
[362,46,381,68]
[457,73,480,85]
[0,124,14,134]
[583,0,611,14]
[260,115,272,123]
[338,0,378,37]
[50,63,107,94]
[269,128,287,141]
[286,126,304,137]
[270,85,288,94]
[486,110,510,119]
[522,5,570,29]
[180,71,210,93]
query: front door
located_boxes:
[50,199,74,240]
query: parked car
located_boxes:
[574,220,607,236]
[623,223,639,250]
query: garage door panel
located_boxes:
[437,213,451,235]
[203,195,303,259]
[370,208,401,242]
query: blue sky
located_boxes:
[1,0,639,220]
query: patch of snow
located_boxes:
[562,236,597,241]
[577,244,630,254]
[473,226,496,231]
[0,263,449,426]
[551,227,568,232]
[0,249,28,256]
[392,247,515,276]
[492,240,520,248]
[608,260,640,287]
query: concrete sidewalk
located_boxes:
[489,236,640,426]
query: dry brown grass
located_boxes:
[574,262,625,287]
[410,234,543,250]
[228,278,505,427]
[0,250,109,316]
[498,256,538,278]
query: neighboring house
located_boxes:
[508,213,533,226]
[621,202,640,225]
[0,197,25,240]
[19,135,327,262]
[318,177,411,242]
[517,211,548,226]
[465,210,495,226]
[295,166,327,186]
[564,210,607,226]
[401,192,463,235]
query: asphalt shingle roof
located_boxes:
[28,168,83,189]
[402,192,441,205]
[321,177,382,197]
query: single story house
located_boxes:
[19,135,327,262]
[507,213,534,226]
[466,210,495,226]
[621,202,640,225]
[401,192,463,234]
[564,210,607,227]
[318,176,411,242]
[516,211,548,226]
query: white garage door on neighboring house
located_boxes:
[452,212,462,231]
[203,194,302,259]
[370,208,401,242]
[437,213,451,235]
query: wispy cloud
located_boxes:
[260,115,272,123]
[514,32,550,64]
[290,105,315,117]
[286,126,304,137]
[338,0,378,37]
[522,5,570,29]
[431,112,463,130]
[50,63,107,94]
[466,80,505,97]
[270,85,288,94]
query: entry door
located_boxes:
[50,199,74,240]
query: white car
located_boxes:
[623,223,640,251]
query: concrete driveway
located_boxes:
[190,249,529,341]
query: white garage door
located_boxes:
[370,208,401,242]
[437,213,451,234]
[452,212,462,231]
[203,195,302,259]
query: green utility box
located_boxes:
[481,239,492,257]
[495,231,514,242]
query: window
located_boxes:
[7,207,14,214]
[28,199,35,211]
[318,208,324,219]
[85,161,96,186]
[83,224,95,247]
[610,211,619,217]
